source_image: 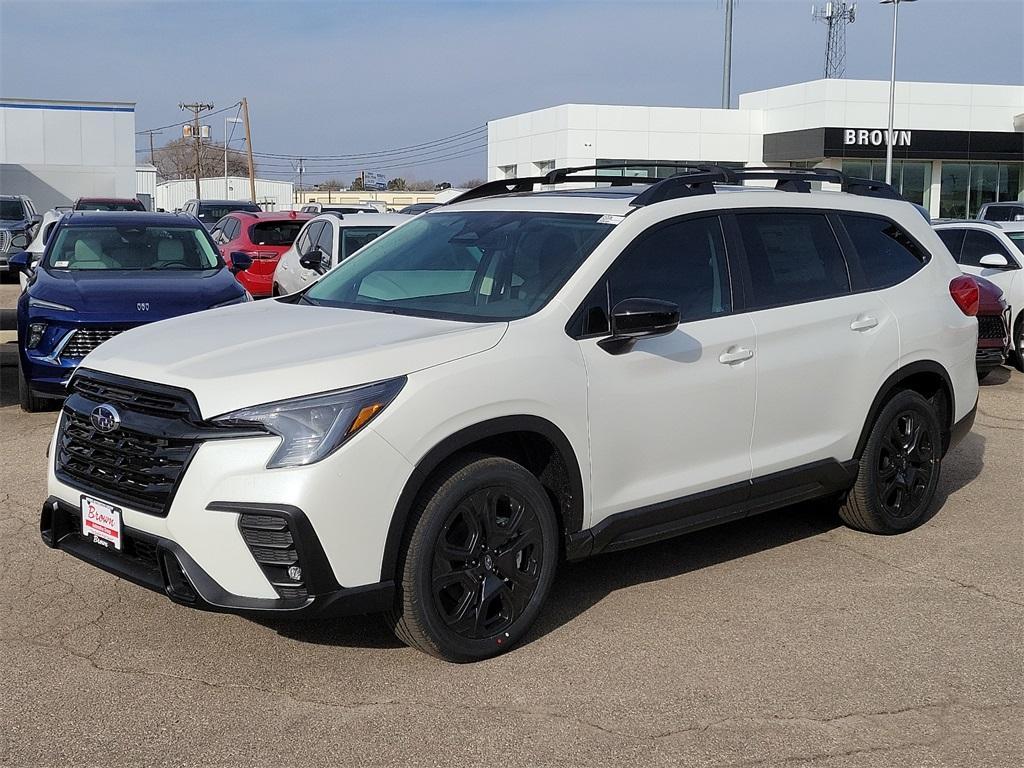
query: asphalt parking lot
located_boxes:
[1,279,1021,767]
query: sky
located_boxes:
[1,0,1021,186]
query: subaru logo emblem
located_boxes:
[90,404,121,434]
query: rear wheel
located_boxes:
[839,390,942,534]
[1013,315,1024,373]
[388,454,559,662]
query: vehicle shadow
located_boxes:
[980,366,1012,386]
[1,342,22,407]
[257,430,987,654]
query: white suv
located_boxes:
[934,219,1024,370]
[273,212,410,295]
[40,166,979,662]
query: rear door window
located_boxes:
[735,212,850,309]
[839,214,929,289]
[936,229,965,261]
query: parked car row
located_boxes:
[25,165,990,662]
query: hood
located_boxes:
[974,274,1006,314]
[81,298,508,417]
[29,267,245,321]
[0,218,30,230]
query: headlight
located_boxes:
[213,377,406,468]
[29,297,75,312]
[211,291,252,309]
[27,322,47,349]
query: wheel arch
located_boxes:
[855,360,956,459]
[380,415,586,582]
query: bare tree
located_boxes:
[405,179,436,191]
[154,138,251,181]
[461,178,485,189]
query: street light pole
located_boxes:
[224,117,243,199]
[881,0,917,185]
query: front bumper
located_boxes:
[40,496,394,617]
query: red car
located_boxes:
[974,275,1011,379]
[73,197,145,211]
[210,211,312,297]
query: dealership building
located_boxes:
[487,79,1024,219]
[0,98,137,210]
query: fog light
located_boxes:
[27,322,47,349]
[287,565,302,581]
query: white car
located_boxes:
[19,208,68,289]
[40,166,979,662]
[935,220,1024,370]
[273,212,410,295]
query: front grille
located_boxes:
[238,513,308,600]
[978,315,1007,340]
[56,410,195,515]
[0,230,11,253]
[72,375,192,417]
[60,328,124,360]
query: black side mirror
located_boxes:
[229,251,253,274]
[299,247,325,273]
[599,298,680,354]
[8,251,31,272]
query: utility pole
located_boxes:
[813,3,857,79]
[179,102,214,199]
[721,0,734,108]
[241,97,257,204]
[297,158,305,204]
[140,129,163,165]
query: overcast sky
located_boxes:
[1,0,1021,185]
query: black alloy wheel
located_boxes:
[388,454,558,662]
[431,487,544,640]
[875,409,936,520]
[839,389,942,534]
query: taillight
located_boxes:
[949,275,979,317]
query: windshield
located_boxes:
[1006,232,1024,256]
[75,200,144,211]
[46,225,221,270]
[0,200,26,220]
[303,211,613,321]
[198,203,260,220]
[341,227,392,260]
[251,221,305,246]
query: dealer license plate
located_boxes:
[80,495,122,551]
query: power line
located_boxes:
[250,125,487,161]
[252,134,488,169]
[134,101,241,136]
[255,143,487,177]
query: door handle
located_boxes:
[719,347,753,365]
[850,315,879,331]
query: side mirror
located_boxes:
[599,298,680,354]
[8,251,31,272]
[228,251,252,274]
[979,253,1010,268]
[10,233,30,249]
[299,248,324,272]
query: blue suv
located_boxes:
[14,211,251,411]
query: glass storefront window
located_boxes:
[939,162,1023,219]
[841,160,932,208]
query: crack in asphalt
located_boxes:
[822,536,1024,610]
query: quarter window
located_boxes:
[960,230,1012,267]
[840,214,928,289]
[735,212,850,309]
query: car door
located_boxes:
[958,227,1022,298]
[277,220,314,294]
[577,215,756,526]
[731,210,900,478]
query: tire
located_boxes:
[18,354,45,412]
[1013,315,1024,373]
[839,390,942,534]
[387,454,559,662]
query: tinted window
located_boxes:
[297,222,323,256]
[0,200,26,219]
[316,221,335,256]
[936,229,965,260]
[841,215,928,289]
[601,216,730,330]
[961,229,1012,267]
[1006,232,1024,257]
[304,212,612,321]
[980,204,1024,222]
[197,202,260,220]
[736,212,849,308]
[251,221,304,246]
[341,227,392,260]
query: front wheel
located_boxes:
[839,390,942,534]
[1013,315,1024,373]
[388,455,559,662]
[18,354,46,412]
